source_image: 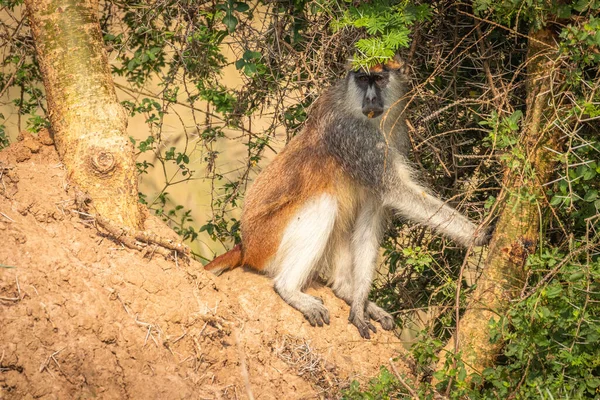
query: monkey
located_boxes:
[204,55,491,339]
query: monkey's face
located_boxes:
[349,71,390,119]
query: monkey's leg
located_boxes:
[272,194,337,327]
[330,239,354,303]
[384,162,490,247]
[348,199,385,339]
[330,237,394,331]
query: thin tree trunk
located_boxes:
[438,27,563,377]
[25,0,142,228]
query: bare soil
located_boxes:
[0,136,408,399]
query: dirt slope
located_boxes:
[0,136,408,399]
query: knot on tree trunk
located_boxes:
[502,238,536,265]
[89,148,116,176]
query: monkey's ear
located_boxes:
[384,54,404,71]
[384,54,410,76]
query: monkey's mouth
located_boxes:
[363,109,383,119]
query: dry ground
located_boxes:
[0,135,408,399]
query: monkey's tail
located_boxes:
[204,244,243,276]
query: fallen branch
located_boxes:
[94,214,191,261]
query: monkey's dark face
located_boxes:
[353,72,390,119]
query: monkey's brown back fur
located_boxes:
[205,92,360,274]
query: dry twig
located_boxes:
[94,215,190,260]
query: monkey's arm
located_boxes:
[322,118,489,247]
[383,159,489,247]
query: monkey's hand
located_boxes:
[473,225,494,247]
[349,307,377,339]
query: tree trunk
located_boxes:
[25,0,142,228]
[438,27,563,377]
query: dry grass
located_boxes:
[274,334,342,397]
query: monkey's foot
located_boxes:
[300,296,330,327]
[349,308,377,339]
[366,302,395,331]
[274,286,330,327]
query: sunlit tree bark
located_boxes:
[439,27,563,377]
[25,0,142,228]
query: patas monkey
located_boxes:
[205,56,490,338]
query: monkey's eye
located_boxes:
[374,75,385,83]
[357,75,370,83]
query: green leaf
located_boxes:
[587,377,600,389]
[383,29,410,50]
[568,272,584,281]
[549,195,562,206]
[222,15,238,32]
[233,2,249,12]
[556,4,572,19]
[243,50,261,60]
[457,367,467,381]
[432,370,446,381]
[235,58,245,70]
[584,189,598,202]
[243,63,257,76]
[583,166,597,180]
[574,0,591,12]
[545,285,562,299]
